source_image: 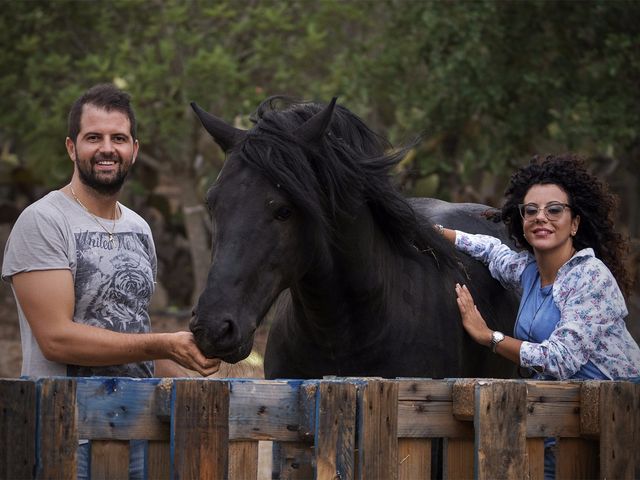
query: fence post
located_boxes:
[171,379,229,479]
[1,378,37,479]
[357,378,398,480]
[314,380,357,480]
[599,381,638,479]
[475,380,527,479]
[35,377,77,480]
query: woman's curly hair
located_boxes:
[501,153,632,298]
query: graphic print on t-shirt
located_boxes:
[68,230,154,377]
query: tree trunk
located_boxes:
[178,175,211,307]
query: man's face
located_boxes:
[66,104,139,195]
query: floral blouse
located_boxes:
[455,231,640,380]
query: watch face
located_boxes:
[493,331,505,342]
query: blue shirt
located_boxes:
[516,263,606,379]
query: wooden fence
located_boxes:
[1,377,638,479]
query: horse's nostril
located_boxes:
[219,318,235,338]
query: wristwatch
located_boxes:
[490,331,505,353]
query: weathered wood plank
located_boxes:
[599,382,635,480]
[475,380,527,480]
[398,438,431,480]
[271,441,314,479]
[229,441,259,480]
[526,438,545,480]
[445,437,474,480]
[397,401,473,438]
[156,379,310,442]
[76,377,167,440]
[90,440,129,479]
[315,381,356,480]
[171,379,229,480]
[526,402,580,437]
[36,378,77,480]
[0,379,37,480]
[396,379,452,402]
[148,440,170,479]
[556,437,598,480]
[357,379,398,480]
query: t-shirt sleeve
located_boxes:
[2,205,73,281]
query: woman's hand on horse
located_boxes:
[455,284,492,347]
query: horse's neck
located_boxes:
[293,208,406,329]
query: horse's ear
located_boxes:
[190,102,246,152]
[293,97,337,143]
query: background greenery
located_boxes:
[1,0,639,319]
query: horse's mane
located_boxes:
[233,96,460,270]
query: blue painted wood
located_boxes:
[75,377,168,440]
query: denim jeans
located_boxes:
[77,440,146,479]
[544,437,556,480]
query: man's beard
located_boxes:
[76,151,131,196]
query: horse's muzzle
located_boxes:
[189,314,254,363]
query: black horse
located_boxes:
[189,97,519,380]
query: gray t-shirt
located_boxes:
[2,190,157,377]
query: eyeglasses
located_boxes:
[518,202,571,221]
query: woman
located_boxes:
[439,154,639,379]
[438,154,639,478]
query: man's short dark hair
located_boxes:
[67,84,137,142]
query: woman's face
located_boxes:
[521,184,580,254]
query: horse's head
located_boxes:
[189,97,341,362]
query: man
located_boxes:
[2,83,220,379]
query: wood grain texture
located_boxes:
[398,438,431,480]
[36,378,77,480]
[599,382,636,480]
[315,381,356,480]
[357,379,398,480]
[171,379,229,480]
[0,379,36,480]
[475,380,527,480]
[90,440,129,480]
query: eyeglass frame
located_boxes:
[518,202,572,221]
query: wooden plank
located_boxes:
[599,382,635,479]
[398,438,431,480]
[357,379,398,480]
[229,441,259,480]
[148,440,170,479]
[444,437,473,480]
[556,437,598,480]
[171,379,229,480]
[315,381,356,480]
[157,379,309,442]
[579,381,600,437]
[397,401,473,438]
[526,381,581,403]
[475,380,527,480]
[90,440,129,479]
[271,441,314,479]
[0,379,37,480]
[397,379,452,402]
[526,438,545,480]
[76,377,167,440]
[526,402,580,437]
[36,378,77,480]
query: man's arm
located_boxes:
[12,270,220,376]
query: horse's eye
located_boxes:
[274,206,292,221]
